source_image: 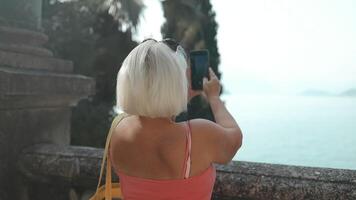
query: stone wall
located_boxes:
[0,3,95,197]
[18,144,356,200]
[213,161,356,200]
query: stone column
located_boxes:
[0,0,95,199]
[0,0,42,30]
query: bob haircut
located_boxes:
[116,40,188,118]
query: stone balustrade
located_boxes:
[17,144,356,200]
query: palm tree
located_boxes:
[99,0,144,30]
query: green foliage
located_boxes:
[200,0,220,78]
[42,0,141,147]
[161,0,220,78]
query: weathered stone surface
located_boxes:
[0,43,53,57]
[0,51,73,73]
[213,161,356,200]
[0,0,43,30]
[0,25,52,57]
[0,68,89,95]
[18,144,356,200]
[0,108,72,145]
[0,68,95,109]
[80,190,95,200]
[0,129,9,199]
[0,108,85,199]
[0,25,73,70]
[18,144,106,187]
[26,182,72,200]
[0,26,48,46]
[0,108,71,199]
[0,1,95,199]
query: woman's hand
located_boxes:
[203,68,221,101]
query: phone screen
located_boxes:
[190,50,209,90]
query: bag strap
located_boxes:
[95,113,128,195]
[105,155,112,199]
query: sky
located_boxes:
[134,0,356,95]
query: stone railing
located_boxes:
[18,144,356,200]
[213,160,356,199]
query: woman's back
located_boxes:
[109,115,216,200]
[110,115,214,180]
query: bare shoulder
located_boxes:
[110,116,137,151]
[112,115,137,139]
[189,118,225,139]
[188,118,228,148]
[189,118,243,164]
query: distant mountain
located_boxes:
[340,88,356,96]
[300,89,331,96]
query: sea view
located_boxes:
[223,94,356,170]
[134,0,356,171]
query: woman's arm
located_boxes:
[193,68,242,164]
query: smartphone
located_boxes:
[190,50,209,90]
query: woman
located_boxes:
[109,39,242,200]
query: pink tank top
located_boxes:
[111,121,216,200]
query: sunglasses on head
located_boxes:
[141,38,188,61]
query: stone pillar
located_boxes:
[0,0,95,199]
[0,0,42,30]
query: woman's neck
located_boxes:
[138,115,175,124]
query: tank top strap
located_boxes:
[182,120,192,179]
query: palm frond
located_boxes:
[102,0,144,29]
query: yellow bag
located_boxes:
[90,113,128,200]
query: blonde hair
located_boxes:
[116,40,188,118]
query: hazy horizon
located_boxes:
[132,0,356,170]
[135,0,356,96]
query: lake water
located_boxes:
[222,94,356,170]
